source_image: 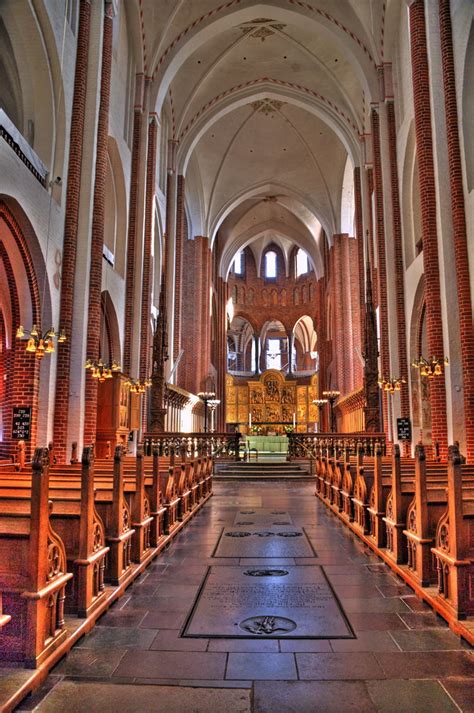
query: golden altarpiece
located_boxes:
[226,369,319,433]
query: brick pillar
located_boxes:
[409,0,448,457]
[342,235,355,393]
[215,276,228,432]
[332,237,344,392]
[354,167,365,341]
[83,2,114,446]
[439,0,474,461]
[173,175,185,366]
[139,114,158,429]
[53,0,91,461]
[165,140,178,380]
[348,236,363,390]
[200,237,212,391]
[123,75,146,375]
[366,167,377,305]
[386,100,410,424]
[371,106,389,435]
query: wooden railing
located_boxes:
[143,432,241,460]
[287,432,386,460]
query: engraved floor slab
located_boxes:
[233,509,292,526]
[183,566,354,639]
[213,526,315,558]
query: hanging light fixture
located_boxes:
[126,378,152,394]
[85,358,121,382]
[16,324,66,359]
[411,356,449,379]
[378,376,406,393]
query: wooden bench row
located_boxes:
[314,443,474,620]
[0,444,213,667]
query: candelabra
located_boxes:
[312,398,328,432]
[322,390,340,433]
[197,391,216,433]
[411,356,449,379]
[378,376,406,393]
[16,324,66,359]
[207,399,221,433]
[84,358,121,382]
[126,378,152,394]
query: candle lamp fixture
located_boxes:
[411,356,449,379]
[312,398,328,432]
[207,398,221,433]
[378,376,406,394]
[126,378,152,394]
[197,391,216,433]
[322,390,340,433]
[16,324,66,359]
[84,358,121,382]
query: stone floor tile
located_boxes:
[366,679,460,713]
[253,680,377,713]
[330,630,400,652]
[375,651,474,678]
[389,629,466,651]
[340,597,411,613]
[226,652,297,680]
[399,612,450,629]
[279,639,332,653]
[52,648,126,677]
[114,650,227,680]
[441,677,474,712]
[77,626,157,650]
[208,638,280,652]
[150,629,209,652]
[96,610,147,628]
[140,610,188,629]
[296,652,386,680]
[34,681,251,712]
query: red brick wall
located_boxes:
[371,107,389,436]
[83,6,114,446]
[53,0,92,461]
[409,0,448,457]
[173,175,185,366]
[439,0,474,462]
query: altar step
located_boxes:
[214,461,312,480]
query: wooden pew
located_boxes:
[402,445,474,586]
[340,448,364,523]
[383,445,416,563]
[431,444,474,619]
[0,448,72,666]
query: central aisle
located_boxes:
[21,481,473,712]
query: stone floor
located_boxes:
[17,481,474,712]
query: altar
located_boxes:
[245,435,288,455]
[225,369,319,433]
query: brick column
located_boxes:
[215,276,228,431]
[386,101,410,423]
[123,75,147,375]
[409,0,448,457]
[165,140,178,380]
[371,106,389,435]
[342,235,355,393]
[173,175,185,367]
[83,2,114,445]
[54,0,92,461]
[354,168,365,337]
[332,236,344,392]
[439,0,474,461]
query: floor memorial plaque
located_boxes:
[233,509,292,526]
[183,566,354,638]
[213,526,316,558]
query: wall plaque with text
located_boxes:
[12,406,32,440]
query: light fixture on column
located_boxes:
[411,356,449,378]
[85,358,121,382]
[126,378,152,394]
[16,325,66,359]
[378,376,406,393]
[312,398,328,433]
[207,398,221,433]
[322,389,340,433]
[197,391,216,433]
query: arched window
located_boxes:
[265,250,277,278]
[232,250,244,275]
[296,249,309,277]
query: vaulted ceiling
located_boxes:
[136,1,400,276]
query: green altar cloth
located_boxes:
[245,435,288,454]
